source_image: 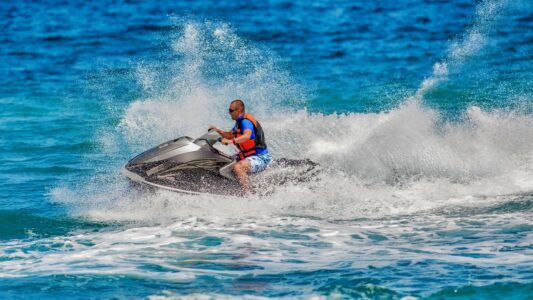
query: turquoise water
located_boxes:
[1,0,532,299]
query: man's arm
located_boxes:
[209,126,234,139]
[220,129,251,145]
[233,129,252,144]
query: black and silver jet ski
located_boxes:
[123,129,319,196]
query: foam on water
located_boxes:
[59,104,533,222]
[0,212,531,295]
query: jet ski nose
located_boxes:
[127,136,195,166]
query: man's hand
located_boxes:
[221,138,232,145]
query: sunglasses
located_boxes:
[228,108,237,113]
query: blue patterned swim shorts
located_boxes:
[245,152,272,173]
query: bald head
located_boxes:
[229,99,246,120]
[231,99,245,112]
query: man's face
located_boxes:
[229,103,241,120]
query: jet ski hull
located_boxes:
[124,158,320,197]
[123,167,242,195]
[122,130,320,196]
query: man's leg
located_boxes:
[233,159,252,191]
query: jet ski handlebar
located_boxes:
[194,130,239,159]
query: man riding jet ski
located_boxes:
[209,99,270,192]
[123,100,319,196]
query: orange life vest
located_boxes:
[233,113,267,160]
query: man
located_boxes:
[209,99,271,192]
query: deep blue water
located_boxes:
[1,0,532,299]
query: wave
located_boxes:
[53,2,533,222]
[413,0,510,100]
[427,282,533,300]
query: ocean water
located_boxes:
[1,0,532,299]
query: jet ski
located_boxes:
[123,129,319,196]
